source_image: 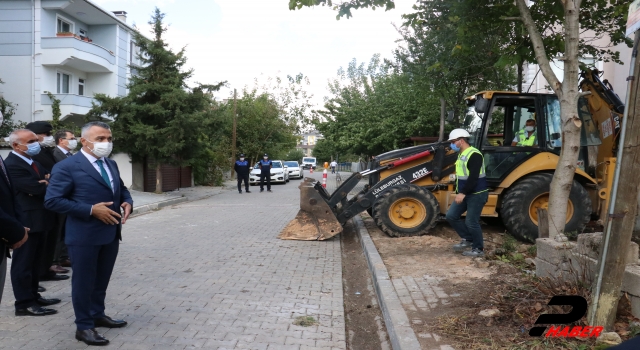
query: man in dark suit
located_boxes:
[49,129,77,273]
[53,129,77,163]
[25,121,68,283]
[0,154,29,305]
[4,129,60,316]
[25,121,56,172]
[45,121,133,346]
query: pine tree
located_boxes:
[88,8,223,193]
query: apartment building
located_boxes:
[296,130,323,157]
[0,0,141,125]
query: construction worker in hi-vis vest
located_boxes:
[511,118,537,147]
[445,129,489,258]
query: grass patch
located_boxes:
[501,235,518,253]
[293,316,318,327]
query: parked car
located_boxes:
[284,161,303,179]
[302,157,317,170]
[250,160,289,185]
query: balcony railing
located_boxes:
[41,94,95,108]
[41,36,116,66]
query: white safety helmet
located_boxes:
[448,129,471,141]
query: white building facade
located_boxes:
[522,41,632,102]
[0,0,141,125]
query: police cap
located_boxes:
[239,153,245,157]
[26,121,53,135]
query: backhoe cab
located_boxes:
[280,69,622,242]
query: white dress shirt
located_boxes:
[81,148,114,191]
[11,151,33,166]
[57,145,71,156]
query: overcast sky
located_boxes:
[92,0,415,106]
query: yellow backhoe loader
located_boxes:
[279,69,624,242]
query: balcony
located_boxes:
[41,36,116,73]
[41,93,95,120]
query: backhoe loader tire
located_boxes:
[373,184,439,237]
[501,173,591,243]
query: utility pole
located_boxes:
[588,29,640,330]
[438,98,446,142]
[231,88,237,180]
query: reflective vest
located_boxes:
[455,147,488,194]
[515,129,536,146]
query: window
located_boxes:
[544,96,602,150]
[57,17,72,33]
[57,72,70,94]
[78,78,85,96]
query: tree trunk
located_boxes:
[438,98,446,142]
[155,162,163,194]
[588,32,640,330]
[547,0,582,238]
[515,0,582,238]
[517,59,523,93]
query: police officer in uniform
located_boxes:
[234,154,251,194]
[259,153,272,193]
[511,119,537,146]
[445,129,489,257]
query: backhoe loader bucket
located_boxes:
[278,178,343,241]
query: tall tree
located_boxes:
[255,73,320,133]
[87,8,223,193]
[231,89,298,164]
[512,0,630,242]
[318,56,443,157]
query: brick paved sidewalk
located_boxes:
[0,175,346,349]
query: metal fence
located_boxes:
[332,161,370,198]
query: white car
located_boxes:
[284,161,303,179]
[250,160,289,185]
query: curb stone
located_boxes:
[130,187,230,217]
[131,197,188,217]
[353,215,422,350]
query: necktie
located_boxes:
[66,152,72,158]
[96,160,112,191]
[31,162,40,176]
[0,157,9,184]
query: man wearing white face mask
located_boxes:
[53,130,78,162]
[25,121,57,173]
[45,121,133,346]
[511,119,538,147]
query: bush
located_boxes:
[192,148,229,186]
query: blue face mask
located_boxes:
[23,142,41,156]
[450,141,460,152]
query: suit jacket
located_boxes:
[32,146,56,172]
[52,147,72,163]
[0,157,26,256]
[4,153,55,233]
[45,152,133,246]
